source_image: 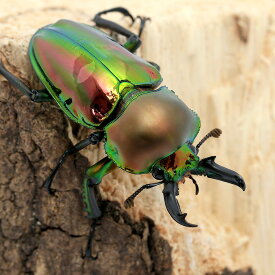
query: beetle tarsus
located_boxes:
[84,219,100,260]
[134,16,151,37]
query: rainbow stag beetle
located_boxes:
[0,7,245,257]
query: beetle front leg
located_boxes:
[44,131,104,194]
[84,219,101,260]
[82,157,117,259]
[0,62,52,102]
[82,157,116,218]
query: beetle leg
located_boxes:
[43,131,104,194]
[123,34,141,53]
[84,219,101,260]
[82,157,117,218]
[124,181,164,209]
[82,157,117,259]
[134,16,151,37]
[93,7,136,38]
[0,62,52,102]
[93,7,149,53]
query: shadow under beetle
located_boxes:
[0,7,246,259]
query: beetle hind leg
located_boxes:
[93,7,150,53]
[0,62,52,102]
[135,15,151,37]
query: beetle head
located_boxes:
[152,143,199,183]
[151,139,245,227]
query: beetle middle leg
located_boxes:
[43,131,104,194]
[84,219,101,260]
[0,62,52,102]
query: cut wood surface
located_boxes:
[0,1,274,274]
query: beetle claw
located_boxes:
[135,16,151,23]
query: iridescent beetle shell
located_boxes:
[0,12,246,234]
[104,86,201,174]
[28,19,161,128]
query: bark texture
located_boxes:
[1,1,274,274]
[0,81,172,274]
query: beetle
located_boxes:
[0,7,245,258]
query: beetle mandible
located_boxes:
[0,7,246,258]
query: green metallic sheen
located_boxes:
[49,20,161,86]
[104,86,201,174]
[153,143,200,182]
[0,10,246,231]
[28,19,161,128]
[82,157,116,218]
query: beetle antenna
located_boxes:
[196,128,222,151]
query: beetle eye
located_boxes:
[152,167,165,180]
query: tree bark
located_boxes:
[2,1,274,273]
[0,76,172,274]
